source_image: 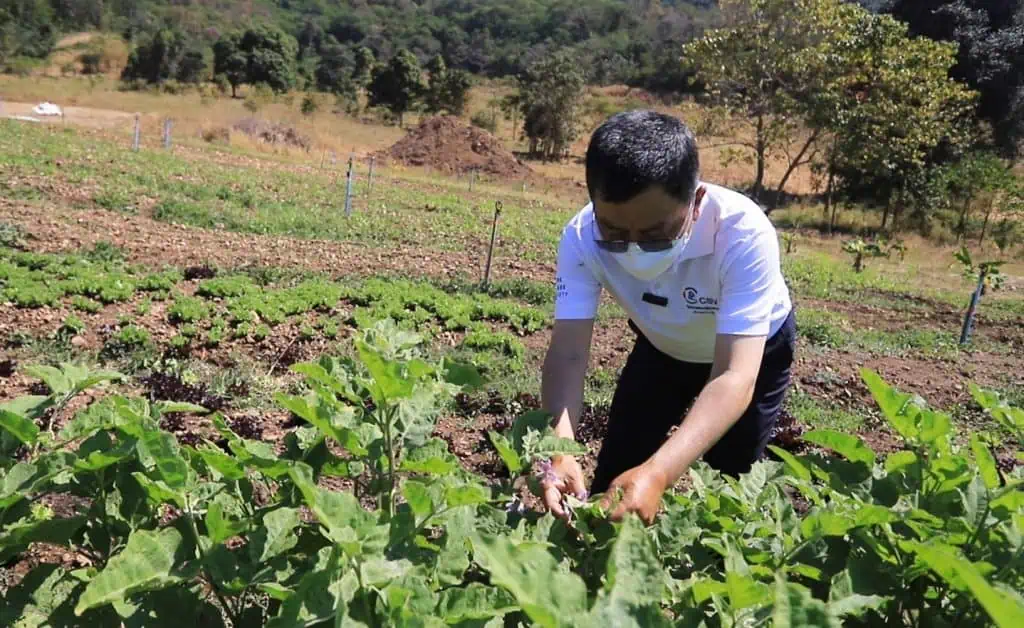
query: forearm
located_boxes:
[648,370,755,486]
[541,354,588,440]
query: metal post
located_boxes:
[163,118,172,149]
[132,114,141,152]
[344,155,354,217]
[367,156,375,198]
[482,201,503,290]
[469,171,476,192]
[522,181,527,196]
[959,269,987,345]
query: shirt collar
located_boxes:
[678,189,717,260]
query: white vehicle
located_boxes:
[32,102,63,116]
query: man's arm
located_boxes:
[542,319,595,440]
[646,332,766,488]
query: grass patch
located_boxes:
[785,390,864,432]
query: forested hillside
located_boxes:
[1,0,720,88]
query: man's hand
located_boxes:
[599,461,669,525]
[540,455,587,520]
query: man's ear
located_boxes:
[693,186,706,220]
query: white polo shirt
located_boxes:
[554,182,792,364]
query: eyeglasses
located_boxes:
[594,238,677,253]
[592,217,689,253]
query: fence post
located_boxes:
[482,201,503,290]
[344,154,354,217]
[469,171,476,192]
[162,118,173,149]
[959,269,988,345]
[367,156,375,198]
[132,114,141,152]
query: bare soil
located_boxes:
[377,115,533,178]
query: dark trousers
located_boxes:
[590,309,797,494]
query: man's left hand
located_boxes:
[599,461,669,525]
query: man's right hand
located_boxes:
[540,455,587,519]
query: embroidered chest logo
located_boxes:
[683,286,719,313]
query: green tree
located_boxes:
[685,0,855,204]
[121,29,206,86]
[352,45,376,89]
[423,55,471,115]
[314,38,355,95]
[213,26,298,96]
[0,0,56,61]
[367,49,425,126]
[518,49,586,160]
[213,33,247,98]
[241,25,298,93]
[819,9,978,231]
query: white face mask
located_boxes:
[613,235,690,281]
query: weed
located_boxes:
[796,309,851,348]
[58,315,86,340]
[82,241,127,264]
[71,296,103,313]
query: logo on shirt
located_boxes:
[683,286,718,313]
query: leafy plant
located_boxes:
[842,238,887,273]
[168,296,211,324]
[1,327,1020,628]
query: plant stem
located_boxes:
[381,406,397,519]
[185,495,238,625]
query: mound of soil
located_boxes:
[379,116,531,178]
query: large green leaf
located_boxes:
[401,438,459,475]
[803,430,875,467]
[605,515,667,607]
[357,340,415,402]
[828,569,887,618]
[0,463,40,509]
[0,410,39,446]
[861,368,920,440]
[74,528,185,616]
[131,472,185,509]
[205,502,248,544]
[436,584,517,624]
[970,434,1001,490]
[267,548,356,628]
[0,516,87,563]
[136,429,190,490]
[288,463,385,555]
[0,396,50,419]
[772,576,842,628]
[487,431,522,475]
[801,511,856,539]
[767,446,812,482]
[911,542,1024,628]
[2,565,87,628]
[193,443,247,481]
[441,358,484,391]
[275,393,365,455]
[116,584,226,628]
[471,534,588,628]
[250,507,301,563]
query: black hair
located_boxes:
[585,109,700,204]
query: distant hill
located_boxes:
[1,0,721,90]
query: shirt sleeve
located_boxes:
[553,227,601,320]
[716,230,781,336]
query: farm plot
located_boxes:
[2,120,1023,625]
